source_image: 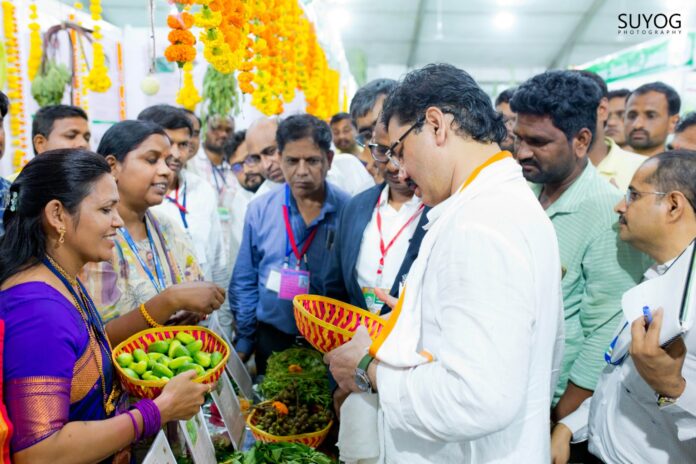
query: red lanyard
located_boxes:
[376,199,424,277]
[282,204,319,264]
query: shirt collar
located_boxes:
[378,184,422,209]
[532,162,597,216]
[644,256,677,280]
[423,191,458,230]
[596,137,622,176]
[286,182,340,228]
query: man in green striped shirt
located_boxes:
[511,71,651,422]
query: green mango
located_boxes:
[156,355,172,367]
[148,340,169,354]
[147,359,156,370]
[122,367,139,380]
[168,340,182,359]
[210,351,223,368]
[133,348,148,363]
[132,360,148,375]
[141,371,159,381]
[194,351,211,368]
[193,364,205,377]
[152,363,174,379]
[147,352,164,361]
[168,356,193,370]
[186,340,203,355]
[176,363,199,375]
[176,332,196,345]
[160,377,169,383]
[116,353,133,368]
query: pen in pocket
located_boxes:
[642,305,653,325]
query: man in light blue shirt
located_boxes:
[230,114,350,374]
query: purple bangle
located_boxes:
[133,399,162,438]
[123,410,141,443]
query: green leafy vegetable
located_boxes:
[224,442,336,464]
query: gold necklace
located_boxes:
[45,255,118,415]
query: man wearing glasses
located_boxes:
[552,150,696,463]
[511,72,651,445]
[325,64,564,463]
[350,78,399,184]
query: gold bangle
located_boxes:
[139,303,163,328]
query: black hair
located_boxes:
[675,111,696,134]
[182,108,202,128]
[495,87,516,107]
[330,112,355,127]
[349,78,398,121]
[510,70,601,142]
[629,82,681,116]
[0,149,110,284]
[96,120,168,162]
[381,63,507,144]
[137,104,193,136]
[574,70,608,99]
[32,105,89,153]
[0,91,8,118]
[608,88,631,101]
[223,130,247,159]
[276,114,332,155]
[645,149,696,211]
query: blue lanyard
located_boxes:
[604,321,630,365]
[283,185,317,267]
[211,160,227,194]
[118,221,167,293]
[166,179,188,229]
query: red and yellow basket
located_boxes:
[246,401,333,449]
[111,326,230,399]
[293,295,386,353]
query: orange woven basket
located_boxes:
[246,402,333,449]
[111,326,230,399]
[293,295,386,353]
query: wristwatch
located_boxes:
[355,353,375,393]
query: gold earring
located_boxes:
[58,227,66,245]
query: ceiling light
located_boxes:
[494,11,515,29]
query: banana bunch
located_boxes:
[31,60,71,107]
[202,65,240,119]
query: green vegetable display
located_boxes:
[221,442,336,464]
[118,332,222,381]
[202,65,240,121]
[31,60,71,107]
[251,383,333,437]
[259,348,331,408]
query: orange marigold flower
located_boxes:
[287,364,303,374]
[239,62,254,72]
[168,29,196,46]
[272,401,289,415]
[167,12,195,30]
[164,44,196,64]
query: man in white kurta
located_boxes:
[326,64,564,463]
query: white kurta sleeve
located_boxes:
[375,223,539,442]
[559,397,591,443]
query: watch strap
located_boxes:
[358,353,375,372]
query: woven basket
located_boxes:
[293,295,386,353]
[112,326,230,399]
[246,402,333,449]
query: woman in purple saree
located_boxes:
[0,150,221,464]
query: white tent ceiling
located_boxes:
[58,0,695,87]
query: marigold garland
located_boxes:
[2,1,29,170]
[165,11,196,68]
[27,3,42,82]
[176,62,202,111]
[85,0,112,93]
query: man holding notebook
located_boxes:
[552,150,696,463]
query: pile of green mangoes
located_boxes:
[116,332,224,381]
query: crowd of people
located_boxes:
[0,62,694,463]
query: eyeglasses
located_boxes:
[355,126,375,148]
[368,143,390,163]
[385,117,424,169]
[624,187,667,207]
[231,154,262,173]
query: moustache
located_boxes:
[630,130,649,137]
[618,215,627,225]
[518,159,540,169]
[405,178,418,191]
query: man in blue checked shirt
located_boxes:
[0,91,11,236]
[229,114,350,375]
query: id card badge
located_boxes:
[279,268,310,300]
[217,206,231,223]
[362,287,387,313]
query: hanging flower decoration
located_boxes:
[85,0,112,93]
[27,2,42,82]
[194,0,236,74]
[165,11,196,67]
[2,0,29,170]
[176,62,202,110]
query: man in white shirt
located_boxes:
[552,150,696,464]
[325,64,564,463]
